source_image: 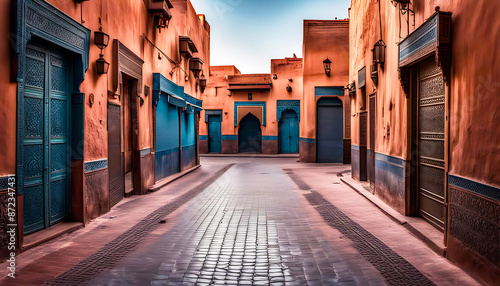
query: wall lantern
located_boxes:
[96,55,110,75]
[323,57,332,76]
[372,40,386,65]
[189,57,204,78]
[198,72,207,92]
[94,27,110,76]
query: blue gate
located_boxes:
[239,114,262,153]
[181,109,196,169]
[279,110,299,153]
[208,115,222,153]
[23,44,71,234]
[317,97,344,163]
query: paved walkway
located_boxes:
[1,158,479,285]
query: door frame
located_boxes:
[13,0,91,242]
[238,113,262,153]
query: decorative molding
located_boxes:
[314,86,344,96]
[398,11,452,96]
[277,100,300,122]
[449,175,500,201]
[112,40,144,95]
[234,102,266,127]
[204,110,222,123]
[140,148,151,157]
[84,159,108,173]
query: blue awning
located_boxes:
[152,73,186,107]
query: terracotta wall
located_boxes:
[302,20,350,162]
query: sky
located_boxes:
[189,0,351,74]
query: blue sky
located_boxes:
[189,0,351,74]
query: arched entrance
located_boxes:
[238,113,262,153]
[279,109,299,153]
[317,97,344,163]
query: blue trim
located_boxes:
[199,135,208,141]
[367,149,370,154]
[351,145,360,151]
[152,73,185,107]
[234,101,267,126]
[84,159,108,173]
[374,152,404,167]
[449,175,500,201]
[140,148,151,157]
[300,138,316,144]
[277,100,300,122]
[315,86,344,96]
[168,95,187,108]
[263,136,278,141]
[222,135,238,141]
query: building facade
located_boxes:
[0,0,208,259]
[301,20,350,163]
[348,0,499,283]
[200,56,303,154]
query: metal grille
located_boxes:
[359,112,367,147]
[108,104,124,207]
[418,58,446,231]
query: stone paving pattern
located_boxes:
[0,158,479,286]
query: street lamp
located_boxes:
[323,57,332,76]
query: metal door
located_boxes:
[108,104,123,207]
[208,115,222,153]
[23,44,70,234]
[155,96,180,181]
[317,97,343,163]
[238,114,262,153]
[369,95,376,189]
[417,58,446,231]
[279,110,299,153]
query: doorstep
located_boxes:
[148,165,201,193]
[339,174,446,257]
[22,222,83,252]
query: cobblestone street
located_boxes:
[1,158,479,285]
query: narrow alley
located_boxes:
[1,158,478,285]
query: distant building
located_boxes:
[0,0,208,259]
[348,0,500,284]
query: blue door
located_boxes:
[239,114,262,153]
[23,44,71,234]
[208,115,222,153]
[279,110,299,153]
[317,97,344,163]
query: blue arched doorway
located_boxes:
[317,97,344,163]
[239,113,262,153]
[279,109,299,153]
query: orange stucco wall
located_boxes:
[302,20,350,140]
[0,0,209,173]
[349,0,500,187]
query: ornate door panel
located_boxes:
[418,58,446,231]
[108,104,124,207]
[23,44,70,234]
